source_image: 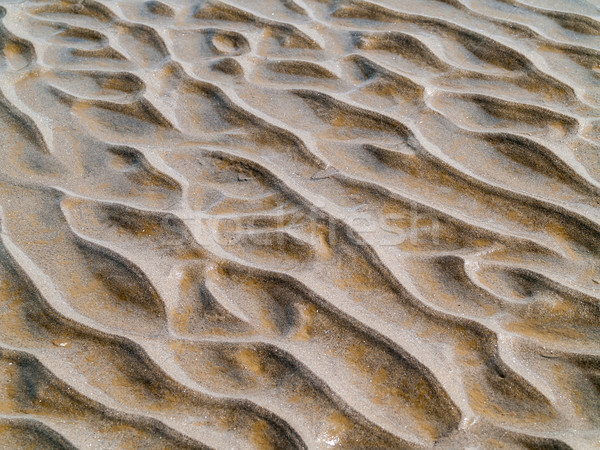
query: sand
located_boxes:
[0,0,599,448]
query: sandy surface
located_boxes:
[0,0,599,448]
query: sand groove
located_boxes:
[0,0,599,448]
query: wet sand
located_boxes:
[0,0,599,448]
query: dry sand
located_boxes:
[0,0,599,448]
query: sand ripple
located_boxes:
[0,0,599,448]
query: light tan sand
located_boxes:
[0,0,599,448]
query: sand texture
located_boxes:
[0,0,599,448]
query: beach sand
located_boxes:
[0,0,599,448]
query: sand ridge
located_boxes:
[0,0,599,448]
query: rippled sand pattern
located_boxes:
[0,0,599,448]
